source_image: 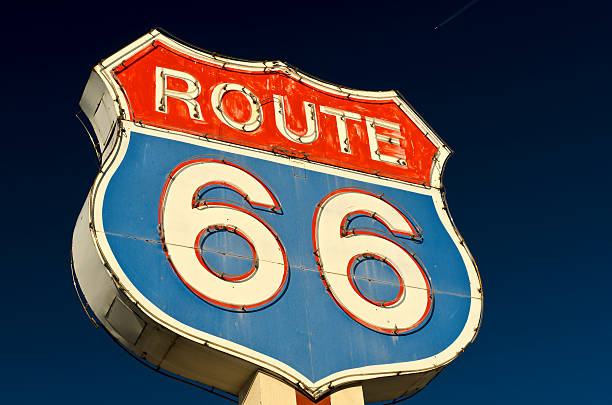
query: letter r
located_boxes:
[155,67,203,120]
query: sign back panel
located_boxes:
[72,30,482,402]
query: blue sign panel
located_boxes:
[98,128,475,383]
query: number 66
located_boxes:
[161,161,432,334]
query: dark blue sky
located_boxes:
[2,1,610,403]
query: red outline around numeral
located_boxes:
[159,159,288,311]
[312,188,432,334]
[346,253,405,308]
[159,158,281,222]
[194,225,258,282]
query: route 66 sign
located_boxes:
[72,30,482,403]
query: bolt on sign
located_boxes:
[72,30,483,403]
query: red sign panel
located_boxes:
[114,41,438,185]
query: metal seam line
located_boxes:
[99,230,478,299]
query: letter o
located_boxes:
[211,83,262,132]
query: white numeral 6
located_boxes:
[159,159,288,311]
[313,189,432,334]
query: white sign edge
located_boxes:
[88,119,483,396]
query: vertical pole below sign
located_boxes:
[239,372,364,405]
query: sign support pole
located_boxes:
[239,372,364,405]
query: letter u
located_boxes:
[273,95,318,144]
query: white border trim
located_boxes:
[87,32,482,397]
[89,121,482,397]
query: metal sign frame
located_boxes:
[73,30,483,402]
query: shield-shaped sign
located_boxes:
[72,30,482,403]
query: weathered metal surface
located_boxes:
[72,30,482,402]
